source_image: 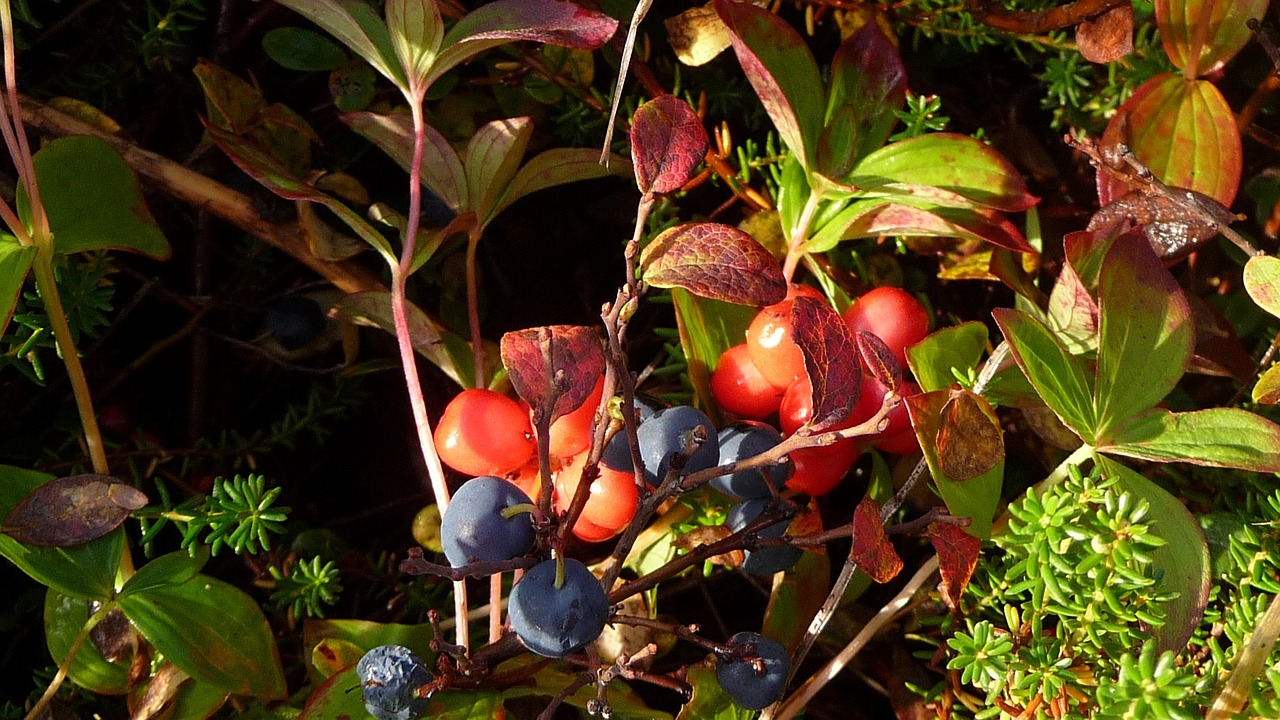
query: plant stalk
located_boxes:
[24,599,116,720]
[781,190,823,282]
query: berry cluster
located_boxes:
[711,285,930,495]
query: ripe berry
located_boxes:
[785,441,858,496]
[745,284,826,389]
[711,344,785,419]
[716,632,790,710]
[554,454,639,543]
[841,287,930,367]
[726,498,801,575]
[356,645,433,720]
[634,405,720,485]
[711,422,792,499]
[530,375,605,459]
[508,558,610,658]
[439,476,535,567]
[435,389,536,477]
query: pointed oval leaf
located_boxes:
[928,522,981,610]
[631,95,709,194]
[120,548,210,598]
[1098,74,1241,206]
[429,0,618,88]
[856,330,901,393]
[827,21,907,163]
[497,148,633,218]
[851,133,1038,212]
[1254,363,1280,405]
[851,497,902,583]
[2,474,145,547]
[992,308,1095,439]
[816,105,859,181]
[791,296,861,431]
[17,136,170,259]
[714,0,823,168]
[1156,0,1268,75]
[1094,234,1192,439]
[386,0,444,91]
[0,237,35,338]
[45,590,130,695]
[500,325,606,423]
[906,321,988,393]
[1100,407,1280,472]
[806,201,1033,254]
[118,573,287,699]
[341,111,467,212]
[640,222,787,305]
[273,0,406,87]
[936,389,1004,481]
[466,116,533,225]
[1046,259,1099,354]
[905,390,1002,539]
[1244,254,1280,319]
[262,27,349,72]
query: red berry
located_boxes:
[746,285,826,389]
[530,375,605,459]
[785,441,858,496]
[841,287,930,368]
[712,344,785,419]
[554,453,639,542]
[435,389,536,477]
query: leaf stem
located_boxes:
[781,190,823,282]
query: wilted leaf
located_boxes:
[1098,73,1241,206]
[500,325,606,423]
[631,95,709,195]
[992,308,1096,439]
[936,389,1004,481]
[856,330,901,392]
[1089,188,1230,260]
[1077,3,1133,63]
[928,522,981,610]
[1099,407,1280,472]
[676,525,742,567]
[2,475,145,547]
[665,2,732,66]
[850,496,901,583]
[641,222,787,305]
[1156,0,1268,75]
[1244,254,1280,319]
[905,391,1003,539]
[791,296,862,431]
[827,21,907,165]
[906,322,988,393]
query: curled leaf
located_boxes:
[850,496,901,584]
[1089,189,1231,261]
[791,296,861,431]
[936,389,1004,481]
[928,522,981,610]
[500,325,605,423]
[631,95,708,195]
[2,475,147,547]
[640,222,787,305]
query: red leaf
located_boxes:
[928,522,981,610]
[1077,3,1133,64]
[790,296,862,431]
[855,330,901,393]
[640,222,787,305]
[851,497,902,584]
[631,95,709,195]
[500,325,605,424]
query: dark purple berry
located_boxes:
[711,422,793,498]
[726,498,801,575]
[440,476,535,568]
[508,558,609,658]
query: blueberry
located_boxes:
[440,476,535,568]
[356,644,433,720]
[264,295,327,350]
[601,394,667,473]
[631,405,720,484]
[508,558,609,658]
[716,632,790,710]
[711,422,793,499]
[726,498,801,575]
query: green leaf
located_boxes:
[1254,362,1280,404]
[714,0,823,169]
[168,677,229,720]
[119,548,208,597]
[850,133,1037,212]
[1099,407,1280,472]
[0,465,122,599]
[906,321,988,393]
[1244,254,1280,319]
[297,667,368,719]
[0,235,34,338]
[302,618,435,682]
[341,110,467,214]
[805,201,1032,254]
[466,117,533,227]
[1093,233,1192,439]
[118,573,287,699]
[992,308,1095,439]
[671,287,759,425]
[826,22,906,164]
[330,291,476,388]
[272,0,407,88]
[386,0,444,91]
[44,589,129,694]
[494,656,670,719]
[498,148,633,218]
[262,27,348,71]
[676,667,756,720]
[905,390,1002,539]
[1156,0,1267,75]
[1099,74,1241,206]
[1098,456,1209,653]
[18,136,170,259]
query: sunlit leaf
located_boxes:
[993,308,1095,439]
[1156,0,1268,75]
[805,201,1033,254]
[631,95,709,195]
[665,2,732,67]
[1046,259,1098,354]
[641,223,787,305]
[1089,188,1228,260]
[386,0,444,91]
[671,288,759,425]
[906,321,987,393]
[856,330,900,393]
[1244,254,1280,319]
[498,148,633,217]
[120,549,209,598]
[851,133,1038,212]
[44,590,130,694]
[466,117,533,226]
[928,522,981,610]
[850,496,901,583]
[791,296,861,430]
[906,390,1003,539]
[1094,235,1192,438]
[273,0,406,88]
[826,21,907,164]
[936,389,1004,481]
[676,667,756,720]
[1098,73,1241,206]
[1100,407,1280,472]
[714,0,823,168]
[1077,3,1133,63]
[1255,364,1280,405]
[500,325,605,423]
[341,110,467,213]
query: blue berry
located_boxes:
[356,644,433,720]
[508,558,609,658]
[711,422,793,499]
[633,405,720,484]
[716,632,790,710]
[726,498,801,575]
[440,476,535,568]
[264,296,326,350]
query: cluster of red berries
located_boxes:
[433,380,638,543]
[710,285,931,496]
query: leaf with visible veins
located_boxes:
[631,95,709,194]
[500,325,605,424]
[856,330,901,393]
[928,522,981,609]
[2,475,147,547]
[640,222,787,306]
[791,296,861,431]
[851,496,901,584]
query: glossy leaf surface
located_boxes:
[641,223,787,305]
[1244,254,1280,319]
[386,0,443,90]
[466,117,532,225]
[906,321,988,393]
[1255,364,1280,405]
[631,94,709,194]
[806,201,1033,254]
[791,296,862,430]
[44,590,130,694]
[501,325,605,423]
[993,308,1095,439]
[1100,407,1280,472]
[851,133,1037,212]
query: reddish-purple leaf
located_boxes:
[631,95,709,195]
[3,475,147,547]
[1077,3,1134,64]
[500,325,605,423]
[640,222,787,305]
[827,21,907,164]
[936,389,1004,481]
[851,497,902,584]
[928,522,981,610]
[791,296,861,431]
[856,330,901,393]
